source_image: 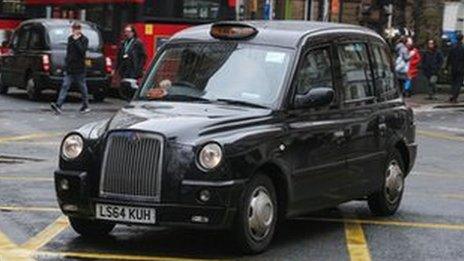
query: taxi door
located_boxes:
[286,41,353,214]
[335,41,385,198]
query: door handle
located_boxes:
[379,123,387,131]
[334,130,345,138]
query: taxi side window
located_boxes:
[28,27,45,50]
[295,47,333,95]
[338,43,374,102]
[17,28,30,50]
[371,44,399,101]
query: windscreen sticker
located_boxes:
[241,92,261,99]
[265,52,286,63]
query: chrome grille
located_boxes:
[100,131,163,200]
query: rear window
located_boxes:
[47,26,102,51]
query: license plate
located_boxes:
[95,203,156,224]
[85,59,92,67]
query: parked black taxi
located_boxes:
[0,19,111,101]
[55,21,417,254]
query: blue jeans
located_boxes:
[56,73,89,107]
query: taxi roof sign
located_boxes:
[210,22,258,40]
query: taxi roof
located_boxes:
[170,20,382,48]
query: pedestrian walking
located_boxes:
[51,22,90,114]
[394,36,410,93]
[117,25,147,81]
[421,39,444,100]
[406,38,421,97]
[447,34,464,103]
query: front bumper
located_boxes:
[54,170,244,230]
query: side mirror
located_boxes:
[119,78,139,101]
[294,87,334,109]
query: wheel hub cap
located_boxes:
[384,160,404,204]
[247,186,274,241]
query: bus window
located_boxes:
[144,0,225,21]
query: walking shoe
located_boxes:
[50,103,62,114]
[79,106,91,114]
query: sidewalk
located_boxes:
[404,93,464,111]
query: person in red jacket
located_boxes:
[405,38,421,97]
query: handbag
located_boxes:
[404,79,412,91]
[395,56,409,74]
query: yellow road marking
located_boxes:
[0,176,53,182]
[0,205,60,212]
[301,217,464,231]
[35,251,218,261]
[411,171,464,179]
[0,230,34,261]
[0,132,63,143]
[344,221,371,261]
[417,130,464,142]
[406,192,464,201]
[22,216,69,251]
[0,229,17,251]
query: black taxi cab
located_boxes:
[54,21,417,254]
[0,19,111,101]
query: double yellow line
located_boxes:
[0,132,63,144]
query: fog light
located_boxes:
[191,215,209,223]
[198,189,211,202]
[60,179,69,190]
[62,204,78,212]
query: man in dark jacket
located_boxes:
[51,22,90,114]
[448,34,464,103]
[117,25,147,80]
[421,39,444,100]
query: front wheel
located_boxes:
[368,150,405,216]
[69,217,115,237]
[234,174,277,254]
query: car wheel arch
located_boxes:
[394,140,410,175]
[251,161,290,221]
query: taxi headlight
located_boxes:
[198,143,223,170]
[61,134,84,160]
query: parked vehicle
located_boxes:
[54,21,417,254]
[0,19,112,101]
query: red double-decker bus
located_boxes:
[0,0,26,53]
[25,0,237,62]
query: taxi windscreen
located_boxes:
[48,26,102,51]
[139,43,293,108]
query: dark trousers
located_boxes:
[56,73,89,107]
[426,75,438,97]
[450,71,464,100]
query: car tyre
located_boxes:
[92,88,106,102]
[234,174,277,254]
[26,76,42,101]
[368,149,405,216]
[69,217,115,237]
[0,73,8,95]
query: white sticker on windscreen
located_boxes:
[265,52,286,63]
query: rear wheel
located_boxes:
[234,174,277,254]
[368,150,405,216]
[69,217,115,237]
[0,73,8,95]
[26,76,42,101]
[92,88,106,102]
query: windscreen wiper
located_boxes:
[163,94,212,103]
[215,99,269,109]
